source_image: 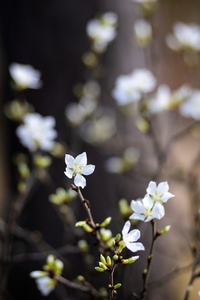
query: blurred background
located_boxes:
[0,0,200,299]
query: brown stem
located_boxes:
[141,220,156,300]
[109,263,117,300]
[74,185,106,250]
[56,275,99,298]
[183,254,200,300]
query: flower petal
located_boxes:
[74,174,86,188]
[75,152,87,166]
[122,221,131,238]
[152,202,165,219]
[146,181,157,195]
[30,271,48,278]
[161,192,175,203]
[157,181,169,194]
[128,229,141,242]
[65,154,74,166]
[126,242,145,253]
[82,164,95,175]
[130,213,146,221]
[130,199,145,214]
[64,168,73,179]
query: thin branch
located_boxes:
[56,275,100,299]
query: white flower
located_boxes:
[30,255,63,296]
[134,19,152,47]
[9,63,42,90]
[30,271,56,296]
[148,85,171,114]
[166,22,200,52]
[16,113,57,152]
[179,90,200,120]
[86,12,118,53]
[122,221,145,253]
[112,68,156,106]
[64,152,95,188]
[35,276,55,296]
[146,181,174,203]
[130,196,165,222]
[148,84,192,114]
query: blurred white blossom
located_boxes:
[112,68,157,106]
[122,221,145,253]
[30,255,63,296]
[65,103,87,126]
[65,80,100,126]
[86,12,118,53]
[179,90,200,120]
[64,152,95,189]
[148,85,171,113]
[9,63,42,90]
[166,22,200,52]
[31,275,56,296]
[80,111,116,145]
[130,196,165,222]
[148,84,192,114]
[105,147,140,174]
[16,113,57,152]
[134,19,152,47]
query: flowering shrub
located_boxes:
[2,2,200,300]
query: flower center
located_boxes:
[73,163,83,174]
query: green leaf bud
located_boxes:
[33,155,52,168]
[78,240,89,252]
[121,256,139,264]
[159,225,171,235]
[100,254,107,265]
[100,217,112,227]
[114,283,122,289]
[95,267,105,272]
[99,262,108,270]
[113,254,119,261]
[115,233,121,243]
[106,256,112,267]
[76,275,85,282]
[75,221,86,227]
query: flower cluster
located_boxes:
[130,181,174,222]
[179,90,200,120]
[166,22,200,53]
[30,255,63,296]
[9,62,42,90]
[134,19,152,47]
[112,68,156,106]
[16,113,57,152]
[65,80,100,127]
[86,12,118,53]
[147,84,192,114]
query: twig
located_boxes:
[56,275,100,299]
[141,220,157,300]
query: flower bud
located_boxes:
[78,240,89,252]
[114,283,122,289]
[159,225,171,235]
[33,155,52,168]
[100,217,112,227]
[95,266,105,272]
[99,262,108,271]
[106,256,112,267]
[121,256,139,264]
[100,254,107,265]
